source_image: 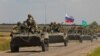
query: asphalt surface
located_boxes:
[0,38,100,56]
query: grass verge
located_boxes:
[0,38,10,51]
[87,47,100,56]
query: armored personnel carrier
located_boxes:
[80,35,93,42]
[10,15,49,52]
[48,32,68,46]
[46,22,68,46]
[80,28,94,42]
[67,27,83,43]
[10,32,49,52]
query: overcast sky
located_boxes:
[0,0,100,25]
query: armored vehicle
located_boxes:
[10,32,49,52]
[10,15,49,52]
[45,22,68,46]
[67,27,83,43]
[48,33,68,46]
[80,35,93,42]
[80,28,94,42]
[92,34,97,40]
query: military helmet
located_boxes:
[28,14,32,17]
[28,14,34,19]
[17,22,21,26]
[50,22,53,25]
[58,23,61,25]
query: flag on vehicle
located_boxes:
[82,20,87,28]
[65,14,74,23]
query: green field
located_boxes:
[87,47,100,56]
[0,38,10,51]
[0,32,10,51]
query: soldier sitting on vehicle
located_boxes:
[21,21,29,33]
[49,22,57,32]
[56,23,62,32]
[12,22,22,33]
[49,22,64,32]
[36,26,42,33]
[25,14,37,33]
[49,22,53,32]
[53,22,58,32]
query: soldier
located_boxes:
[43,26,48,32]
[25,14,37,33]
[52,22,58,32]
[49,22,53,30]
[21,21,28,33]
[57,23,62,32]
[37,27,42,33]
[12,22,22,33]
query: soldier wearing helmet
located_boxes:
[12,22,22,33]
[25,14,37,33]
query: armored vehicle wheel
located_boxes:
[45,39,49,47]
[41,41,48,52]
[11,45,19,52]
[64,39,68,46]
[90,38,93,42]
[93,36,98,40]
[95,37,98,40]
[79,39,83,43]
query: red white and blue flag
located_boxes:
[65,14,74,23]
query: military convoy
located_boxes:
[10,14,99,52]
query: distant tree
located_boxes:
[89,21,98,29]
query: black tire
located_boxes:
[95,37,98,40]
[79,39,83,43]
[94,37,98,40]
[41,41,48,52]
[45,39,49,47]
[91,38,93,42]
[11,45,19,52]
[64,39,68,46]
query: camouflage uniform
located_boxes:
[52,22,58,32]
[57,23,62,32]
[25,14,37,33]
[21,21,29,33]
[49,22,63,32]
[49,22,53,31]
[43,27,48,32]
[12,22,22,33]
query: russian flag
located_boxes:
[65,14,74,23]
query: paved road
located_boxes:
[0,39,100,56]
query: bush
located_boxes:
[0,38,10,51]
[87,47,100,56]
